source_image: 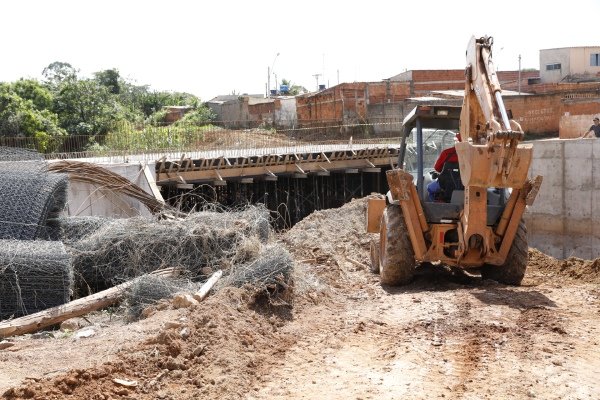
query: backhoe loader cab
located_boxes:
[366,35,542,287]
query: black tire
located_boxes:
[481,220,528,285]
[379,204,415,285]
[369,239,380,274]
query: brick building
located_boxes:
[297,82,402,124]
[297,67,600,138]
[207,95,296,128]
[296,70,541,128]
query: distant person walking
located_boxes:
[581,117,600,138]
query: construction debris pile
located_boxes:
[0,146,291,326]
[125,274,194,320]
[223,244,294,294]
[65,206,271,294]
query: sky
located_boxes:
[1,0,599,101]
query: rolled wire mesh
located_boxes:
[125,275,194,320]
[65,204,272,295]
[0,240,73,320]
[0,171,69,241]
[57,215,112,245]
[0,147,68,241]
[224,245,294,290]
[0,147,45,162]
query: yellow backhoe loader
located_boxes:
[367,35,542,285]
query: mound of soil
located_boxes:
[3,288,295,400]
[282,195,380,286]
[527,248,600,284]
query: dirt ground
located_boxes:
[2,197,600,399]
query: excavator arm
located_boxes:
[455,35,542,264]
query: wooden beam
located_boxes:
[141,162,165,204]
[176,183,194,190]
[0,268,177,338]
[192,270,223,302]
[156,155,395,184]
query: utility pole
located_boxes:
[322,53,325,86]
[313,73,321,91]
[518,54,522,95]
[268,52,280,97]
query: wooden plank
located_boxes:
[176,183,194,189]
[156,155,395,184]
[0,268,177,338]
[141,162,166,204]
[192,270,223,302]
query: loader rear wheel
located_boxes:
[379,204,415,285]
[481,220,528,285]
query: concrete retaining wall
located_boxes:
[526,138,600,259]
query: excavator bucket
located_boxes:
[455,142,533,189]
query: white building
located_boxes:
[540,46,600,83]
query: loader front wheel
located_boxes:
[379,204,415,285]
[369,239,380,274]
[481,220,528,285]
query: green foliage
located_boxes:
[136,90,201,118]
[1,61,213,154]
[173,106,215,127]
[94,69,121,94]
[11,79,53,110]
[104,122,206,152]
[0,84,66,150]
[280,78,307,95]
[145,108,169,125]
[53,78,122,135]
[42,61,78,86]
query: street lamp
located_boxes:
[268,52,280,97]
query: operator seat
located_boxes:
[437,162,464,203]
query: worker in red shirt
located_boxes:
[427,133,461,201]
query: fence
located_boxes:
[0,119,408,161]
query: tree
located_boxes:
[53,78,122,135]
[11,79,53,110]
[280,78,308,95]
[42,62,78,86]
[0,84,66,145]
[94,69,121,94]
[174,106,215,126]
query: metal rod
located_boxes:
[416,119,424,197]
[495,91,512,131]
